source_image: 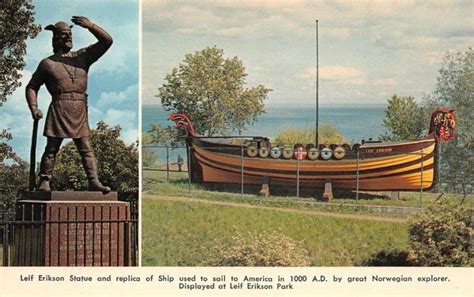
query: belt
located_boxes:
[52,93,87,101]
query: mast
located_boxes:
[315,20,319,147]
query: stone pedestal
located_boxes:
[13,192,132,266]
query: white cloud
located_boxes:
[97,84,138,108]
[300,66,364,83]
[121,127,139,145]
[103,109,136,129]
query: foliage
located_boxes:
[0,0,41,105]
[0,130,28,218]
[424,49,473,194]
[142,131,154,145]
[204,229,311,266]
[158,46,271,136]
[380,95,426,142]
[273,124,348,146]
[407,201,472,266]
[142,131,159,167]
[53,121,138,193]
[146,124,184,147]
[363,249,412,266]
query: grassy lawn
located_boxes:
[143,169,472,217]
[142,198,409,266]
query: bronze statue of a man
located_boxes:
[26,16,112,193]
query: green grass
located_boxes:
[143,169,473,218]
[142,198,409,266]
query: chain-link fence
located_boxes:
[143,144,472,207]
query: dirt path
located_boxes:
[144,194,409,223]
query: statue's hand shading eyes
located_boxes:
[71,16,93,29]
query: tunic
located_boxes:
[27,42,107,138]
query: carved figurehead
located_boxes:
[168,113,196,137]
[429,108,456,142]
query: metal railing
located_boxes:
[143,144,472,207]
[0,199,138,267]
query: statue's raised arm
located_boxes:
[71,16,113,65]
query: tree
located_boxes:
[273,124,348,146]
[0,130,28,219]
[380,95,426,142]
[158,46,271,136]
[53,121,138,195]
[0,0,41,105]
[424,49,473,194]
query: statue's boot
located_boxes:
[81,151,111,194]
[38,150,56,192]
[38,177,51,192]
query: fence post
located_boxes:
[166,146,170,181]
[2,203,8,266]
[187,145,191,194]
[437,143,441,193]
[420,148,424,208]
[124,220,130,266]
[356,149,360,201]
[296,157,300,198]
[240,145,244,199]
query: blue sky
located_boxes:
[142,0,473,106]
[2,0,139,160]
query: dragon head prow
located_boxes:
[429,108,456,142]
[168,113,196,137]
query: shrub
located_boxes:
[273,124,348,146]
[363,249,413,266]
[204,229,311,266]
[407,202,472,266]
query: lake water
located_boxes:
[142,104,387,164]
[142,104,387,143]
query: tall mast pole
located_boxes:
[315,20,319,147]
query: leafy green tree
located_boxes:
[407,202,472,266]
[380,95,426,142]
[424,49,473,194]
[158,46,271,136]
[146,124,183,147]
[53,121,138,195]
[0,0,41,105]
[0,130,28,219]
[273,124,348,146]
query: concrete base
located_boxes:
[24,191,117,201]
[322,181,333,201]
[259,184,270,198]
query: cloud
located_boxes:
[300,66,364,84]
[102,109,136,134]
[142,0,472,109]
[97,84,138,108]
[121,127,139,144]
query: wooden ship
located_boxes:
[169,108,455,198]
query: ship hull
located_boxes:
[187,136,438,191]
